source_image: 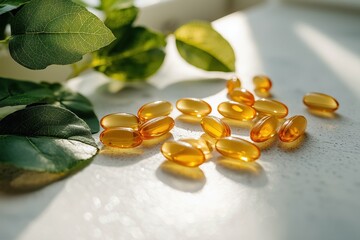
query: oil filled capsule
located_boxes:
[201,116,231,139]
[139,116,175,139]
[228,88,255,106]
[137,101,173,122]
[176,98,212,117]
[250,115,278,142]
[100,113,139,130]
[179,138,213,155]
[226,76,241,93]
[218,101,256,121]
[253,99,288,118]
[253,75,272,91]
[100,127,143,148]
[303,92,339,112]
[161,141,205,167]
[278,115,307,142]
[215,137,261,162]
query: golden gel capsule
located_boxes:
[100,128,142,148]
[201,116,231,139]
[226,76,241,93]
[139,116,175,139]
[100,113,139,130]
[161,141,205,167]
[176,98,212,117]
[137,101,173,122]
[303,92,339,112]
[216,137,261,162]
[253,99,288,118]
[228,88,255,106]
[278,115,307,142]
[180,138,212,155]
[253,75,272,91]
[250,115,278,142]
[218,101,256,121]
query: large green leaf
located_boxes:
[0,0,30,15]
[0,78,100,133]
[0,105,98,191]
[174,21,236,72]
[9,0,115,69]
[93,26,166,81]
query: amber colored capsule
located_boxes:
[100,128,142,148]
[176,98,212,117]
[253,75,272,91]
[303,92,339,112]
[161,141,205,167]
[250,115,278,142]
[228,88,255,106]
[253,99,288,118]
[137,101,173,122]
[201,116,231,139]
[180,138,212,155]
[226,76,241,93]
[100,113,139,130]
[218,101,256,121]
[278,115,307,142]
[215,137,261,162]
[139,116,175,139]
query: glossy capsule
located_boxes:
[303,92,339,112]
[180,138,212,155]
[100,128,142,148]
[218,101,256,121]
[215,137,261,162]
[161,141,205,167]
[228,88,255,106]
[201,116,231,139]
[226,76,241,93]
[137,101,173,122]
[100,113,139,130]
[253,99,288,118]
[139,116,175,139]
[250,115,278,142]
[176,98,212,117]
[253,75,272,91]
[278,115,307,142]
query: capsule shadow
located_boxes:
[254,135,278,150]
[306,108,341,119]
[156,161,206,192]
[215,157,268,188]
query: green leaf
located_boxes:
[0,77,100,133]
[104,6,138,32]
[0,13,10,40]
[101,0,133,11]
[93,26,166,81]
[0,0,30,15]
[9,0,115,69]
[0,105,98,191]
[174,21,236,72]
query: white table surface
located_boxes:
[1,2,360,240]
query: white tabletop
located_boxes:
[1,3,360,240]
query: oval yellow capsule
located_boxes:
[100,113,139,130]
[226,76,241,93]
[303,92,339,112]
[278,115,307,142]
[179,138,212,155]
[100,128,143,148]
[253,99,288,118]
[228,88,255,106]
[139,116,175,139]
[176,98,212,117]
[253,75,272,91]
[250,115,278,142]
[215,137,261,162]
[137,101,173,122]
[201,116,231,139]
[161,141,205,167]
[218,101,256,121]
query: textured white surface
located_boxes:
[1,3,360,240]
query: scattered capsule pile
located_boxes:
[100,75,339,168]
